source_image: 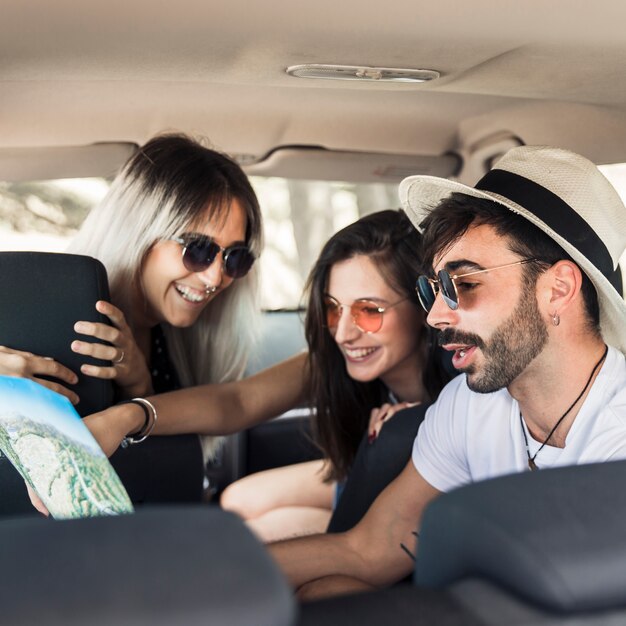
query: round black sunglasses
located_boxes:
[172,233,255,279]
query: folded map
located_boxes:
[0,376,133,519]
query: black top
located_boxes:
[150,324,182,393]
[109,324,204,504]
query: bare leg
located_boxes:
[246,505,332,543]
[221,460,334,542]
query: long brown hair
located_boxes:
[304,209,450,481]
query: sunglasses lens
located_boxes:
[352,301,383,333]
[438,270,459,310]
[415,276,436,312]
[223,247,255,279]
[324,298,341,330]
[181,237,220,273]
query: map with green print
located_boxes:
[0,376,133,519]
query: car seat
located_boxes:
[416,460,626,616]
[0,506,295,626]
[0,251,203,515]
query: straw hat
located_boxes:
[399,145,626,353]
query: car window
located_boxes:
[0,175,398,310]
[3,167,624,306]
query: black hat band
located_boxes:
[475,169,614,279]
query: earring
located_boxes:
[551,312,560,326]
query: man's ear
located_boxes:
[543,260,584,315]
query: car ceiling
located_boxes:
[2,0,626,181]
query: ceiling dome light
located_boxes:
[286,64,440,83]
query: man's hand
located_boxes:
[297,575,376,601]
[268,462,440,596]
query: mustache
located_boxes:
[437,327,485,350]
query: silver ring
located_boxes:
[113,350,125,365]
[205,285,217,295]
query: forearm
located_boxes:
[147,384,249,435]
[269,523,415,591]
[269,532,366,590]
[147,352,308,435]
[269,462,440,591]
[84,353,308,457]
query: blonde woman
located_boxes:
[5,133,263,497]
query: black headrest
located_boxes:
[0,252,114,515]
[0,506,295,625]
[0,251,113,416]
[416,461,626,613]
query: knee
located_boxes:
[220,480,254,518]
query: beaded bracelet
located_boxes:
[119,398,158,448]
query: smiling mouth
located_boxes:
[344,346,378,360]
[175,284,211,303]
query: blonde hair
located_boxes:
[68,133,263,391]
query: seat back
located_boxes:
[0,506,296,625]
[0,251,113,515]
[327,404,428,533]
[416,460,626,613]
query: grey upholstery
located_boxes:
[298,584,481,626]
[416,460,626,613]
[0,506,296,625]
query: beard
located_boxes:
[439,281,548,393]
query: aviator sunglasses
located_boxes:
[172,232,255,279]
[415,258,537,312]
[324,295,409,334]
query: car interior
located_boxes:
[2,0,626,623]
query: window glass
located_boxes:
[250,177,398,309]
[0,179,108,252]
[0,176,398,309]
[8,166,623,308]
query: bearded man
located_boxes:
[269,145,626,599]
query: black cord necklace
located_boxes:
[520,345,608,471]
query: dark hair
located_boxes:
[305,209,450,481]
[128,133,262,254]
[419,193,600,332]
[70,132,263,388]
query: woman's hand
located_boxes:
[26,484,49,517]
[71,300,153,399]
[83,402,146,457]
[367,401,419,443]
[0,345,79,404]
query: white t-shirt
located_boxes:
[412,345,626,493]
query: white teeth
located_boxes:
[345,347,377,359]
[175,285,208,303]
[459,349,466,357]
